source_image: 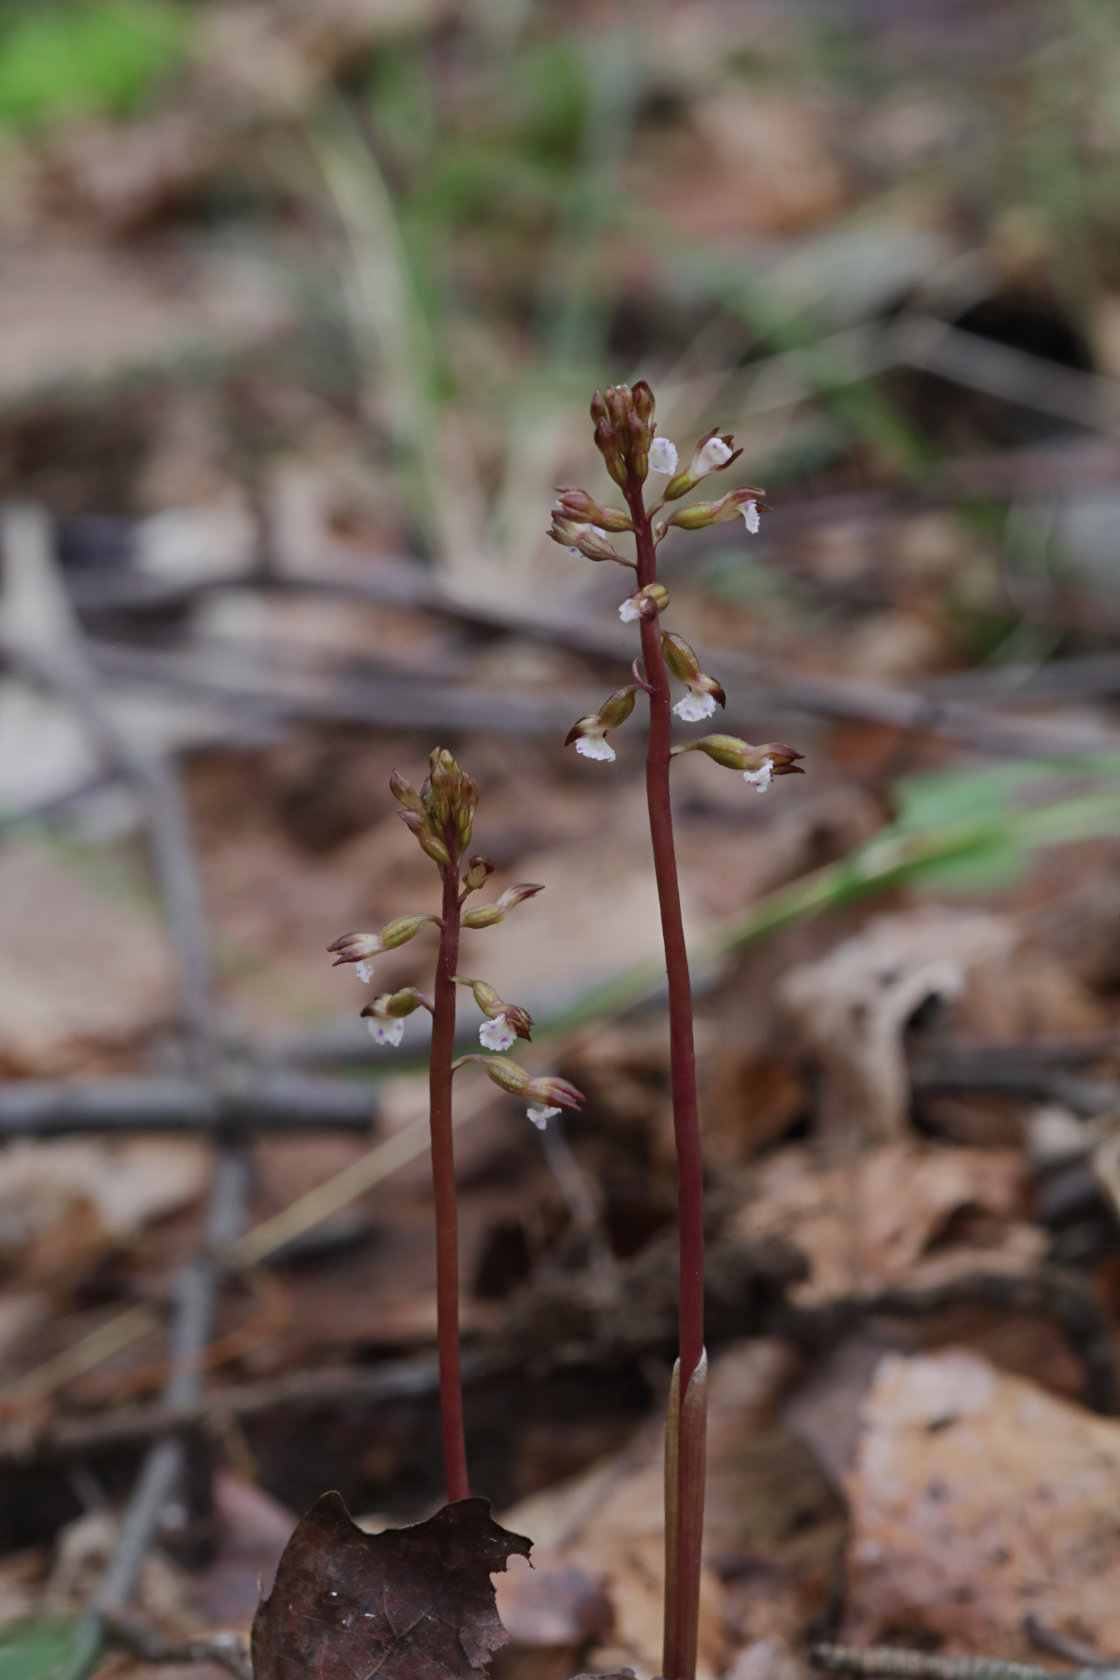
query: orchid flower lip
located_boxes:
[649,436,679,475]
[355,959,376,984]
[674,691,718,722]
[576,735,616,762]
[742,499,761,535]
[479,1015,517,1052]
[744,759,774,793]
[696,436,733,472]
[527,1103,562,1129]
[367,1016,405,1045]
[619,596,642,622]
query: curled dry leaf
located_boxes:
[251,1491,531,1680]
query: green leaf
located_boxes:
[0,1618,88,1680]
[0,0,192,132]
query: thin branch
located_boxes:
[812,1643,1120,1680]
[0,1073,378,1138]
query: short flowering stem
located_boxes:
[626,482,706,1680]
[429,852,469,1502]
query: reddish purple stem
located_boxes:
[627,484,706,1680]
[429,856,470,1502]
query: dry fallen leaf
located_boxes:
[845,1348,1120,1654]
[779,909,1012,1142]
[251,1493,531,1680]
[734,1140,1039,1309]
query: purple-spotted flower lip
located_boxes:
[479,1014,517,1052]
[366,1016,404,1046]
[527,1103,562,1129]
[674,691,718,723]
[648,435,679,475]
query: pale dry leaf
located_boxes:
[845,1348,1120,1654]
[734,1140,1040,1308]
[0,847,176,1073]
[779,909,1013,1142]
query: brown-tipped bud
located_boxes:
[660,632,702,684]
[462,854,495,893]
[591,383,656,490]
[671,734,805,790]
[663,427,743,501]
[460,882,544,930]
[399,808,451,869]
[664,486,767,531]
[547,515,629,565]
[553,488,634,533]
[388,771,426,816]
[631,380,655,423]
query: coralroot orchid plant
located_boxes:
[551,383,804,1680]
[327,749,584,1504]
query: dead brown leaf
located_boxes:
[734,1140,1040,1308]
[251,1493,531,1680]
[844,1349,1120,1654]
[779,910,1012,1142]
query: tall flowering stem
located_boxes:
[429,845,468,1502]
[552,384,803,1680]
[626,478,706,1680]
[327,748,584,1508]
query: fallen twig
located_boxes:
[105,1615,252,1680]
[0,1073,377,1138]
[812,1643,1120,1680]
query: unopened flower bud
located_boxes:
[460,882,544,929]
[462,854,495,893]
[399,809,452,869]
[663,428,742,500]
[548,516,628,565]
[553,488,633,533]
[590,383,655,489]
[388,772,426,817]
[619,584,669,623]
